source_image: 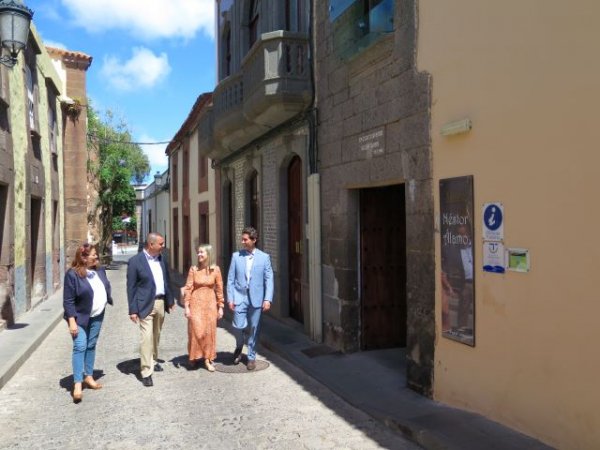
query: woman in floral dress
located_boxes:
[183,244,224,371]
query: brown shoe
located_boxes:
[247,360,256,371]
[83,376,103,390]
[72,383,82,403]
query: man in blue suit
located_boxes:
[227,226,274,370]
[126,232,175,386]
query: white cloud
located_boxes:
[139,135,168,175]
[43,40,67,50]
[101,47,171,91]
[60,0,215,40]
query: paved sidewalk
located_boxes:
[0,288,64,390]
[258,316,554,450]
[0,262,554,450]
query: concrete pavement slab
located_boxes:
[0,288,64,390]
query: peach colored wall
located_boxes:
[418,1,600,448]
[188,128,218,255]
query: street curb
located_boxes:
[0,289,64,390]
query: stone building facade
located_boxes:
[0,27,91,328]
[316,0,434,394]
[208,0,318,335]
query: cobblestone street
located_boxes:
[0,262,418,450]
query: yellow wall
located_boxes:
[418,1,600,448]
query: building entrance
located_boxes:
[359,184,407,349]
[288,156,303,323]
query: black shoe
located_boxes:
[154,363,164,372]
[233,347,243,365]
[142,376,153,387]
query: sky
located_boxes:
[26,0,217,181]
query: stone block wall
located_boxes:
[315,0,435,395]
[222,124,310,322]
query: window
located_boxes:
[223,26,232,78]
[329,0,356,21]
[249,0,260,48]
[285,0,301,32]
[47,88,58,158]
[219,0,234,79]
[172,159,179,202]
[183,144,189,193]
[330,0,394,59]
[0,104,9,152]
[362,0,393,34]
[25,65,36,131]
[247,171,259,231]
[198,150,208,193]
[199,202,209,245]
[0,184,7,267]
[31,134,41,160]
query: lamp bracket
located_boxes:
[0,55,17,67]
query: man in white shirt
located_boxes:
[126,233,175,386]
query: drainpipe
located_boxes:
[307,0,322,343]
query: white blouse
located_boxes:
[87,270,108,317]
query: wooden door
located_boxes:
[360,184,407,349]
[288,156,303,323]
[223,182,233,272]
[172,209,179,272]
[183,214,191,271]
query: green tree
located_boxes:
[87,103,150,258]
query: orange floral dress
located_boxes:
[183,265,224,362]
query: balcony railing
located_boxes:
[212,72,251,153]
[213,72,243,117]
[243,31,311,126]
[211,31,312,158]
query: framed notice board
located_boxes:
[440,176,475,346]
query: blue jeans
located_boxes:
[72,311,105,383]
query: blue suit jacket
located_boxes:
[126,250,174,319]
[63,267,113,327]
[227,248,274,308]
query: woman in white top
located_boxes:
[63,243,113,403]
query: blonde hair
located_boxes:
[196,244,216,269]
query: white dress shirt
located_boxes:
[144,250,165,296]
[245,251,255,284]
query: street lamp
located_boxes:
[0,0,33,68]
[154,171,163,188]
